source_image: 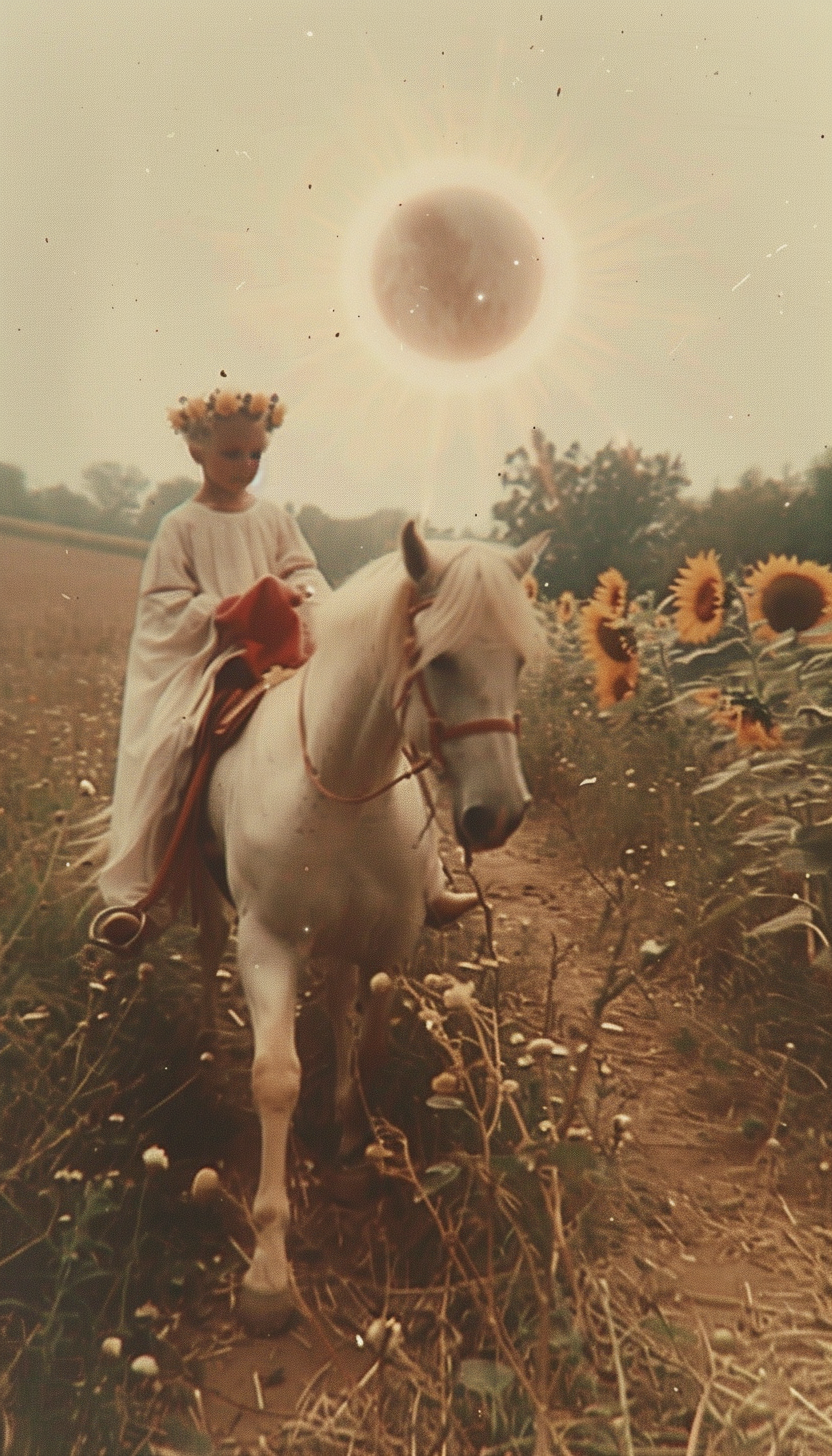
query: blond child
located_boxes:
[95,388,475,947]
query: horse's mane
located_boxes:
[316,540,542,698]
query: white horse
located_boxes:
[201,520,546,1334]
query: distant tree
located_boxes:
[783,450,832,562]
[29,483,103,531]
[674,468,807,574]
[81,462,150,533]
[492,430,690,599]
[134,476,197,538]
[0,463,31,519]
[297,505,408,586]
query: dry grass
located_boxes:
[3,531,832,1453]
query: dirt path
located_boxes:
[199,810,832,1450]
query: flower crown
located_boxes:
[167,390,285,439]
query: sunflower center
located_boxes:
[693,578,721,623]
[597,621,636,664]
[760,574,825,633]
[608,669,633,702]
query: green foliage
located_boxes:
[81,462,149,527]
[493,431,691,598]
[0,463,30,518]
[29,482,104,532]
[492,435,832,601]
[676,450,832,575]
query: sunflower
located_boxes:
[593,567,628,618]
[670,550,725,644]
[744,555,832,639]
[556,590,576,624]
[707,691,783,751]
[580,600,637,667]
[594,655,638,708]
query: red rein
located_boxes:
[299,588,521,804]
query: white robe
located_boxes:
[99,497,329,909]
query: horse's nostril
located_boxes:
[462,804,499,846]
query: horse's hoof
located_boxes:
[324,1159,381,1208]
[237,1282,296,1337]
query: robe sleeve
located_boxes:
[114,515,231,779]
[268,504,332,649]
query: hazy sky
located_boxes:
[2,0,829,529]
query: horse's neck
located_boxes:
[304,597,404,798]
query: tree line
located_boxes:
[492,430,832,600]
[2,436,830,595]
[0,462,196,541]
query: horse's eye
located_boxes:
[430,653,454,673]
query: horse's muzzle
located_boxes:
[458,797,530,853]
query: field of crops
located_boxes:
[4,529,832,1454]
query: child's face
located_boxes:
[190,417,269,501]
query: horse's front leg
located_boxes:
[234,913,301,1336]
[325,963,397,1162]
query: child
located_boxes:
[95,388,475,946]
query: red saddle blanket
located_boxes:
[140,576,309,917]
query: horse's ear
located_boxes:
[508,529,551,580]
[401,519,439,586]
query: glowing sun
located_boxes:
[342,158,574,392]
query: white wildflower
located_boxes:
[431,1072,459,1096]
[100,1336,123,1360]
[443,980,475,1012]
[370,972,393,995]
[134,1302,160,1321]
[364,1316,403,1355]
[500,1079,520,1096]
[130,1354,160,1378]
[142,1146,169,1171]
[190,1167,221,1203]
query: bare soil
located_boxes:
[200,810,832,1450]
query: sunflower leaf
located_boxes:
[734,817,800,846]
[776,847,832,876]
[802,723,832,749]
[672,637,750,667]
[694,759,751,794]
[745,904,815,938]
[748,757,804,775]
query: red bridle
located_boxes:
[299,587,521,805]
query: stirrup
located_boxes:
[88,905,148,955]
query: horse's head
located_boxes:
[400,521,548,857]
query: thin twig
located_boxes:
[598,1278,635,1456]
